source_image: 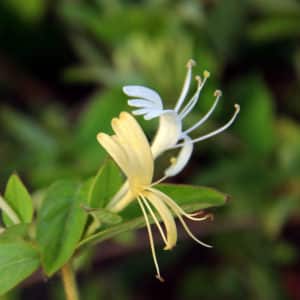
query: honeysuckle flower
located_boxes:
[97,112,211,281]
[123,59,240,177]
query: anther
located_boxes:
[195,75,202,86]
[214,89,222,97]
[234,104,240,112]
[170,157,177,165]
[205,213,214,221]
[203,70,210,78]
[156,275,165,282]
[186,59,196,68]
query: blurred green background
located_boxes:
[0,0,300,299]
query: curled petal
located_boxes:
[151,112,182,158]
[123,86,163,105]
[132,108,151,116]
[128,99,160,109]
[144,190,177,250]
[164,135,193,177]
[144,109,168,120]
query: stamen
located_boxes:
[150,188,212,222]
[183,89,222,135]
[171,104,240,149]
[203,70,210,79]
[137,197,164,282]
[176,212,212,248]
[150,175,169,187]
[170,157,177,165]
[174,59,195,112]
[178,73,209,120]
[140,194,169,247]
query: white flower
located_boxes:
[123,59,240,177]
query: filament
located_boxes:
[174,59,195,112]
[137,197,164,282]
[184,90,222,135]
[171,104,240,149]
[176,212,212,248]
[140,194,168,247]
[149,188,211,222]
[178,75,208,120]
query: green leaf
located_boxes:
[91,209,122,226]
[2,174,33,227]
[78,184,227,249]
[0,224,29,241]
[37,180,88,276]
[0,234,40,295]
[3,0,46,23]
[88,159,123,208]
[230,75,275,155]
[248,16,300,42]
[73,89,127,173]
[207,0,247,61]
[0,108,58,159]
[264,195,300,237]
[157,184,227,209]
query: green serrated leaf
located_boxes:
[2,174,33,227]
[36,180,88,276]
[78,184,227,249]
[0,238,40,296]
[89,159,123,208]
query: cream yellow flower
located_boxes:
[97,112,210,281]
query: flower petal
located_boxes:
[111,112,154,185]
[123,86,162,105]
[128,99,158,109]
[151,112,182,158]
[97,133,129,176]
[144,190,177,250]
[164,135,193,177]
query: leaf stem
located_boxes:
[61,262,80,300]
[0,194,20,224]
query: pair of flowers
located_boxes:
[97,60,240,281]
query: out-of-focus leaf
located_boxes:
[3,0,46,23]
[114,34,194,96]
[73,89,127,174]
[248,16,300,42]
[0,235,40,295]
[207,0,247,61]
[88,159,123,208]
[0,108,58,159]
[277,118,300,174]
[230,75,275,155]
[60,3,168,44]
[2,174,33,227]
[250,0,300,16]
[37,180,88,276]
[264,196,300,237]
[273,242,297,265]
[0,224,29,241]
[248,264,283,300]
[78,184,227,249]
